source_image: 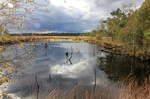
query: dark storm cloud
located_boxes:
[15,0,144,33]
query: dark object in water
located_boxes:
[45,43,48,48]
[65,51,73,64]
[66,52,69,57]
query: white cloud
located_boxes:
[50,0,90,12]
[47,0,144,21]
[0,0,14,8]
[7,3,13,8]
[11,0,145,32]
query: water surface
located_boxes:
[1,41,116,99]
[1,41,150,99]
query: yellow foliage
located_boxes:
[0,34,12,42]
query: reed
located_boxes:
[46,78,150,99]
[119,77,150,99]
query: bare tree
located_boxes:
[0,0,47,33]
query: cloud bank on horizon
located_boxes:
[13,0,144,33]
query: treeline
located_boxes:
[91,0,150,47]
[11,33,88,36]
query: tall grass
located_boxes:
[119,77,150,99]
[46,85,117,99]
[46,78,150,99]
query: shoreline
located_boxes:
[1,35,150,61]
[81,36,150,61]
[0,35,91,46]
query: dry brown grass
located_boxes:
[45,78,150,99]
[0,35,95,46]
[0,34,13,42]
[119,78,150,99]
[46,85,117,99]
[13,36,94,41]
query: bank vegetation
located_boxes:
[89,0,150,61]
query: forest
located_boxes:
[90,0,150,58]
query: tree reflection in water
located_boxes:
[97,49,150,83]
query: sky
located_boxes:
[7,0,145,33]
